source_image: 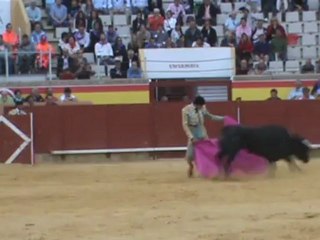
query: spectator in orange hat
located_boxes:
[36,35,55,71]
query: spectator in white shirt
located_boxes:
[164,10,177,35]
[288,80,304,100]
[60,87,77,102]
[65,36,81,57]
[26,1,42,30]
[224,11,239,32]
[95,33,114,76]
[298,87,315,100]
[74,25,90,50]
[192,37,211,48]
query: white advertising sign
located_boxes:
[139,47,235,79]
[0,0,11,34]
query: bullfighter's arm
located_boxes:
[203,106,225,121]
[182,108,194,140]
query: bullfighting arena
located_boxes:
[1,158,320,240]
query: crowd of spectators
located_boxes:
[0,0,316,78]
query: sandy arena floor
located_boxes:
[1,159,320,240]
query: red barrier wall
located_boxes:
[2,101,320,158]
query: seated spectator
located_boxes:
[253,34,270,63]
[87,10,103,33]
[267,88,281,100]
[108,0,128,13]
[65,36,81,57]
[56,50,75,78]
[276,0,289,13]
[46,94,59,105]
[127,61,142,78]
[254,59,267,75]
[266,17,286,42]
[288,80,304,100]
[165,37,176,48]
[26,1,42,30]
[236,59,251,75]
[50,0,68,27]
[13,89,25,105]
[136,24,151,48]
[68,0,81,24]
[192,37,210,48]
[132,11,146,34]
[251,19,267,44]
[45,88,58,102]
[130,0,149,16]
[167,0,185,26]
[224,11,239,33]
[74,25,90,50]
[113,37,128,59]
[60,87,77,102]
[164,10,177,36]
[75,10,87,29]
[95,33,114,76]
[236,18,252,43]
[145,37,158,48]
[36,35,55,71]
[58,32,69,54]
[18,35,36,74]
[31,22,47,45]
[81,0,95,17]
[92,0,108,14]
[148,8,165,32]
[196,0,220,26]
[148,0,165,17]
[270,29,287,61]
[311,79,320,98]
[0,91,14,106]
[201,20,217,46]
[237,33,254,62]
[291,0,308,11]
[121,49,139,72]
[182,0,193,14]
[220,31,237,47]
[110,58,127,78]
[106,25,119,45]
[8,102,27,116]
[87,21,104,53]
[298,87,315,100]
[153,26,169,47]
[171,23,183,44]
[25,88,45,104]
[3,23,19,53]
[301,59,315,74]
[176,35,185,47]
[184,18,201,47]
[75,57,96,79]
[0,35,14,75]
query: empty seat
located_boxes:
[287,22,303,34]
[55,27,69,38]
[286,12,299,22]
[303,11,317,21]
[304,21,319,33]
[308,0,320,11]
[285,60,300,72]
[220,3,232,13]
[269,61,284,72]
[116,26,130,37]
[287,47,302,60]
[217,14,228,25]
[83,53,95,64]
[214,25,224,37]
[113,14,127,26]
[302,46,318,59]
[100,15,112,28]
[301,34,317,46]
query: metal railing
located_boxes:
[0,50,54,81]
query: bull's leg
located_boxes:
[285,158,302,172]
[268,162,277,178]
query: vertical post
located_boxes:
[49,50,52,80]
[97,57,101,80]
[236,98,241,124]
[30,113,35,166]
[5,49,9,81]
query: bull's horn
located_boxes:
[302,139,312,147]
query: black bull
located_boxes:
[217,125,311,177]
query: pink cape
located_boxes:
[194,116,269,179]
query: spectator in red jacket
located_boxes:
[148,8,164,32]
[237,33,254,62]
[266,17,286,42]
